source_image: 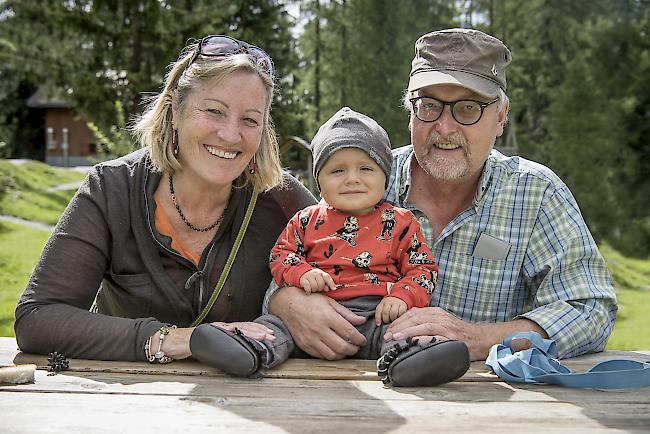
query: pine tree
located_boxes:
[296,0,456,146]
[0,0,300,157]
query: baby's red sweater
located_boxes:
[270,201,438,309]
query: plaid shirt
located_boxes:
[385,146,617,358]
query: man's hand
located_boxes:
[383,307,548,361]
[375,296,407,325]
[384,307,483,359]
[299,269,337,293]
[269,286,367,360]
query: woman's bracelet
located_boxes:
[145,325,177,364]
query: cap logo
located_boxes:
[491,65,498,76]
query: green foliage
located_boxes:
[0,221,51,337]
[2,189,79,225]
[601,244,650,350]
[479,0,611,156]
[0,160,85,224]
[1,0,650,258]
[607,286,650,350]
[602,244,650,293]
[0,160,85,191]
[543,56,623,241]
[0,161,85,335]
[0,0,301,155]
[297,0,457,146]
[0,168,11,203]
[87,100,135,159]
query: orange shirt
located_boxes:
[153,194,200,266]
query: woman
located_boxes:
[14,35,316,363]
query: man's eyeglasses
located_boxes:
[188,35,275,78]
[409,96,498,126]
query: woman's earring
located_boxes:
[172,130,179,156]
[249,154,257,175]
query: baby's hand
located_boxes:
[375,296,407,325]
[299,268,337,294]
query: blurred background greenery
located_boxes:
[0,1,649,346]
[1,0,649,256]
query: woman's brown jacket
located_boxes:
[15,149,316,361]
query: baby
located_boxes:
[190,107,470,387]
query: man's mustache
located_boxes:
[425,132,469,151]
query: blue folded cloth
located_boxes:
[486,332,650,389]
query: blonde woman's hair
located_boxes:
[131,40,283,192]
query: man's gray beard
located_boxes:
[418,132,470,180]
[421,153,469,180]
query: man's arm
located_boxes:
[268,285,367,360]
[513,184,616,358]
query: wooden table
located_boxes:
[1,337,649,433]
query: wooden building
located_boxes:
[26,86,97,167]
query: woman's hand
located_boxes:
[151,327,194,360]
[209,321,276,343]
[152,322,275,362]
[269,285,367,360]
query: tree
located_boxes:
[544,56,623,241]
[0,0,301,157]
[614,0,650,254]
[296,0,457,146]
[470,0,650,254]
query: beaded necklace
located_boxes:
[168,174,228,232]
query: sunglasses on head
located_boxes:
[188,35,275,78]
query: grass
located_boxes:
[0,160,86,224]
[0,221,51,336]
[0,159,83,336]
[601,244,650,351]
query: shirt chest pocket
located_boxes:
[433,252,524,323]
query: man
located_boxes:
[268,28,617,361]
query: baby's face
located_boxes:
[317,147,386,215]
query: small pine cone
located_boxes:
[47,351,70,373]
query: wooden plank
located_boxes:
[4,338,650,382]
[4,337,650,434]
[11,351,382,380]
[10,345,492,382]
[2,370,650,404]
[2,388,649,433]
[3,335,649,434]
[9,351,503,382]
[564,350,650,370]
